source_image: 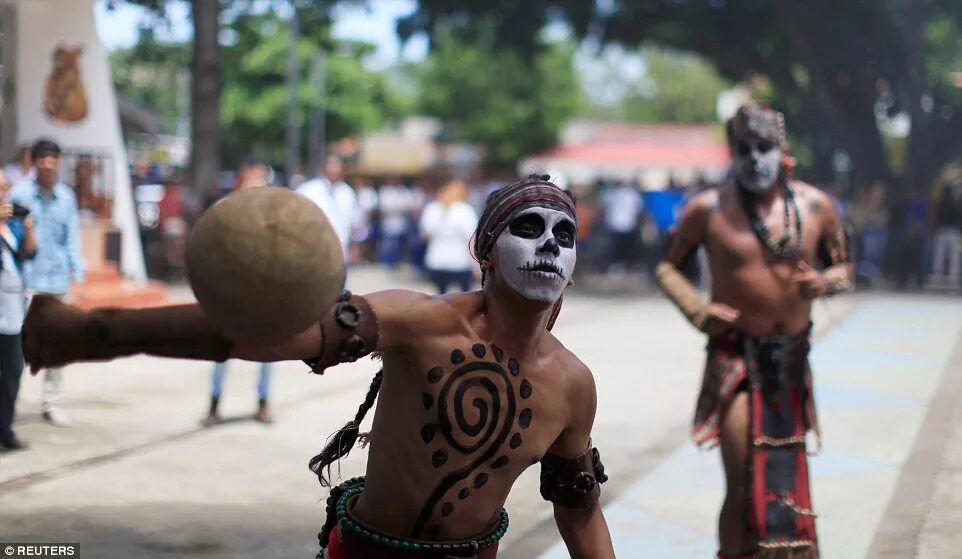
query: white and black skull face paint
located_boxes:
[493,206,576,304]
[733,137,782,194]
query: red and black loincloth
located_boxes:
[318,478,506,559]
[694,328,819,559]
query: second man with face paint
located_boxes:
[655,103,854,559]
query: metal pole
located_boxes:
[284,6,301,185]
[176,67,190,140]
[307,50,326,178]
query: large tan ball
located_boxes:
[187,186,345,343]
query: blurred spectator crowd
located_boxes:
[839,176,962,290]
[123,153,962,294]
[0,136,959,449]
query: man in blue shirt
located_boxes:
[11,139,84,427]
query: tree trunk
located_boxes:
[787,75,894,189]
[190,0,222,198]
[896,0,941,196]
[839,103,894,187]
[284,10,301,184]
[901,108,961,196]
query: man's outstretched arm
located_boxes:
[22,297,233,373]
[233,289,436,368]
[22,289,430,373]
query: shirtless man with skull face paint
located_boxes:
[656,103,853,559]
[20,175,615,559]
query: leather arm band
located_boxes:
[304,290,379,374]
[655,261,709,331]
[539,444,609,509]
[818,221,854,296]
[822,266,854,296]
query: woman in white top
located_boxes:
[419,179,479,294]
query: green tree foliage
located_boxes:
[219,8,404,167]
[414,33,582,167]
[626,47,727,123]
[109,29,189,134]
[109,5,404,169]
[583,46,728,124]
[399,0,962,192]
[110,0,221,192]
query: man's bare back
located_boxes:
[355,290,593,540]
[666,180,845,336]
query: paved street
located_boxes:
[1,267,960,558]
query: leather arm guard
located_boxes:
[22,295,232,371]
[304,290,379,374]
[90,305,233,362]
[539,444,609,509]
[818,221,854,296]
[655,261,710,331]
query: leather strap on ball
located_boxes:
[305,291,379,374]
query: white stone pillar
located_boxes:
[9,0,146,281]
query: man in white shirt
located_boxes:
[352,179,379,262]
[377,177,415,268]
[419,180,479,293]
[296,156,358,258]
[602,181,643,272]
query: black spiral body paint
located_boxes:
[412,345,527,538]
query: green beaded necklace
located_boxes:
[738,180,802,260]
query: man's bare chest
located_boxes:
[371,338,565,537]
[706,200,822,267]
[392,339,567,466]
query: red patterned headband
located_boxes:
[472,175,576,264]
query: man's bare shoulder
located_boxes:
[427,291,486,333]
[367,289,480,340]
[567,355,596,397]
[544,338,598,452]
[791,181,837,220]
[548,338,596,393]
[684,187,723,215]
[668,186,724,252]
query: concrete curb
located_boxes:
[866,331,962,558]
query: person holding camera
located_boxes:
[0,169,36,450]
[11,139,84,428]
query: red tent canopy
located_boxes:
[520,122,731,188]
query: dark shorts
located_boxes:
[327,527,500,559]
